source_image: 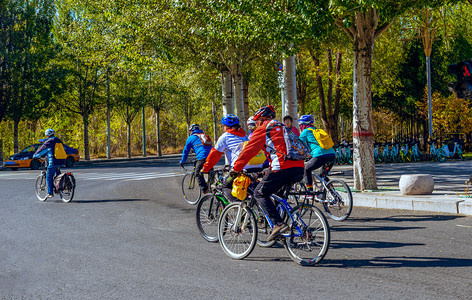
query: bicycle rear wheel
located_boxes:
[218,203,257,260]
[182,173,201,205]
[196,194,226,242]
[35,174,48,201]
[251,202,276,248]
[323,179,353,221]
[59,174,75,203]
[284,204,330,266]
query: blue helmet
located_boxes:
[298,115,314,125]
[45,128,55,137]
[188,124,200,132]
[221,114,239,127]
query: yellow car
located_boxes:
[3,142,80,170]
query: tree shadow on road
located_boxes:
[322,256,472,268]
[72,198,149,203]
[345,214,464,223]
[329,240,424,250]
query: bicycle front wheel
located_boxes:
[182,173,201,205]
[218,203,257,260]
[196,194,226,242]
[59,174,75,203]
[252,202,276,248]
[323,179,353,221]
[284,204,330,266]
[35,174,48,201]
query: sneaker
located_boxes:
[47,194,54,198]
[267,223,289,241]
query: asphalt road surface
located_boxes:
[1,158,471,299]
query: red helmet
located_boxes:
[253,105,276,121]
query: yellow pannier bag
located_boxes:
[231,174,252,200]
[54,143,67,159]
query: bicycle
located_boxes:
[294,162,353,221]
[35,161,76,203]
[428,139,446,162]
[441,139,464,160]
[196,168,275,248]
[218,173,330,266]
[181,160,203,205]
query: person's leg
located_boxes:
[304,157,324,191]
[222,176,239,202]
[46,165,58,195]
[195,159,209,193]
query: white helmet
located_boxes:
[45,128,55,137]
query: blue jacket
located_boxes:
[33,136,66,166]
[180,129,212,163]
[299,126,335,158]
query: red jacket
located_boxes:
[233,119,304,172]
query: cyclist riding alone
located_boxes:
[232,106,305,241]
[33,128,67,198]
[298,115,336,192]
[202,114,265,202]
[180,124,212,194]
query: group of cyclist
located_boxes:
[180,105,335,241]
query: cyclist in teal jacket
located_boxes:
[298,115,335,192]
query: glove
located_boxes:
[180,163,184,169]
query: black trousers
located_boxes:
[253,167,304,225]
[195,159,209,193]
[304,155,335,188]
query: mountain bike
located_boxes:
[35,161,76,203]
[181,160,203,205]
[196,168,275,247]
[441,139,464,160]
[428,139,446,162]
[293,162,353,221]
[218,173,330,266]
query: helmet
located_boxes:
[45,128,55,137]
[188,124,200,132]
[298,115,314,125]
[221,114,239,127]
[246,116,256,127]
[253,105,276,121]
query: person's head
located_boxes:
[221,114,240,130]
[246,116,256,132]
[283,115,293,128]
[45,128,55,137]
[253,105,276,126]
[298,115,314,131]
[188,124,200,132]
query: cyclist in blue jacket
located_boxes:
[180,124,212,194]
[33,128,66,198]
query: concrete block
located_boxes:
[458,199,472,216]
[399,174,434,195]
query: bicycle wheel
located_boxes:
[196,194,226,242]
[35,174,48,201]
[284,204,330,266]
[288,181,308,206]
[218,203,257,260]
[59,174,75,203]
[181,173,201,205]
[437,148,446,162]
[324,179,353,221]
[251,202,276,248]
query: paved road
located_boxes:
[0,160,471,299]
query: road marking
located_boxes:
[456,225,471,228]
[0,171,184,181]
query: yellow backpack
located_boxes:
[54,143,67,159]
[309,128,334,150]
[243,141,266,165]
[231,174,252,200]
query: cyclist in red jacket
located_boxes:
[232,106,305,241]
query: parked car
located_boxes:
[3,141,80,170]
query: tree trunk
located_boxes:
[283,55,298,127]
[13,119,19,154]
[310,51,328,130]
[106,71,111,159]
[331,51,342,143]
[156,109,162,157]
[243,78,249,127]
[212,101,218,142]
[0,138,3,165]
[233,71,245,130]
[127,122,131,159]
[351,9,378,191]
[221,67,233,115]
[83,113,90,160]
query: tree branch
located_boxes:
[335,17,354,40]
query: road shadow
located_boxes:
[345,214,464,223]
[330,225,426,232]
[72,198,149,203]
[329,240,424,250]
[322,256,472,268]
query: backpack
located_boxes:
[194,133,213,146]
[231,174,252,200]
[266,120,310,161]
[309,128,334,150]
[243,141,266,165]
[54,142,67,159]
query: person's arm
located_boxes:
[233,125,266,172]
[202,148,223,172]
[180,136,194,164]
